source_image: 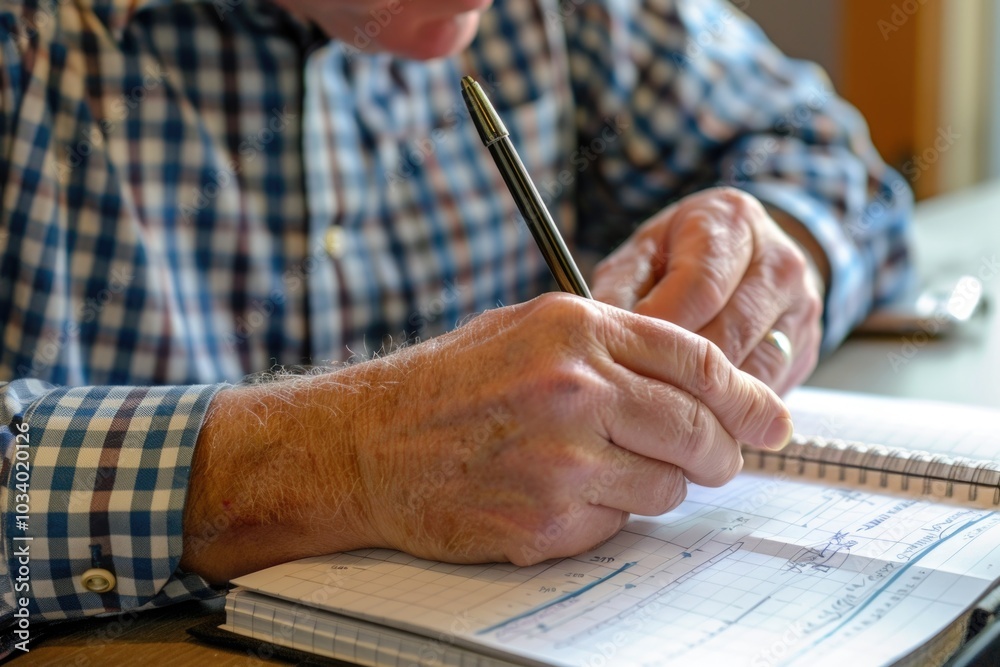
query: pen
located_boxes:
[461,76,593,299]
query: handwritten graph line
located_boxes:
[797,514,995,658]
[476,561,638,635]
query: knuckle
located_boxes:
[715,185,757,207]
[756,353,784,386]
[517,294,606,362]
[787,250,809,282]
[674,408,742,488]
[724,296,767,360]
[530,360,600,403]
[546,439,598,480]
[697,263,733,310]
[769,242,809,283]
[714,448,744,487]
[804,290,824,323]
[702,345,771,441]
[714,186,767,221]
[695,336,731,398]
[530,291,598,327]
[796,323,822,374]
[649,468,687,515]
[727,322,754,362]
[738,317,765,356]
[675,398,711,462]
[511,361,609,427]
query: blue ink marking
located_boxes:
[804,514,994,653]
[476,562,637,635]
[682,552,692,558]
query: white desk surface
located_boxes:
[807,180,1000,407]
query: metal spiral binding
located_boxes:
[748,433,1000,505]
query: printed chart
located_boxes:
[239,474,1000,666]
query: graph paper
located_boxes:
[232,472,1000,666]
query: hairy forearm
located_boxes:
[180,372,374,583]
[179,294,793,576]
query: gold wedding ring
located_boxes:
[763,329,793,364]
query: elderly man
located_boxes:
[0,0,910,643]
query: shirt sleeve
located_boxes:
[563,0,916,353]
[0,380,226,651]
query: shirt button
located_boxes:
[324,226,345,259]
[81,568,116,593]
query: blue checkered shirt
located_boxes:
[0,0,913,640]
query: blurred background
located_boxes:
[743,0,1000,201]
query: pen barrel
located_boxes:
[488,139,593,299]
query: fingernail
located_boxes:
[764,417,794,450]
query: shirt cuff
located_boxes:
[2,381,227,624]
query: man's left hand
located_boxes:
[592,187,824,396]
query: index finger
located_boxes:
[598,306,793,451]
[633,195,754,331]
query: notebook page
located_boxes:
[222,589,523,667]
[785,387,1000,460]
[232,475,1000,667]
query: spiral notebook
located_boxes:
[748,388,1000,508]
[222,388,1000,666]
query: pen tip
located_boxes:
[460,74,508,145]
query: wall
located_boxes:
[738,0,843,88]
[741,0,999,199]
[991,0,1000,179]
[938,0,994,192]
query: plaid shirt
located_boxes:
[0,0,913,638]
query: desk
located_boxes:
[14,181,1000,665]
[16,599,239,666]
[809,180,1000,406]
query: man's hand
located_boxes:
[180,294,792,582]
[592,187,825,395]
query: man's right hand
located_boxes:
[180,294,793,583]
